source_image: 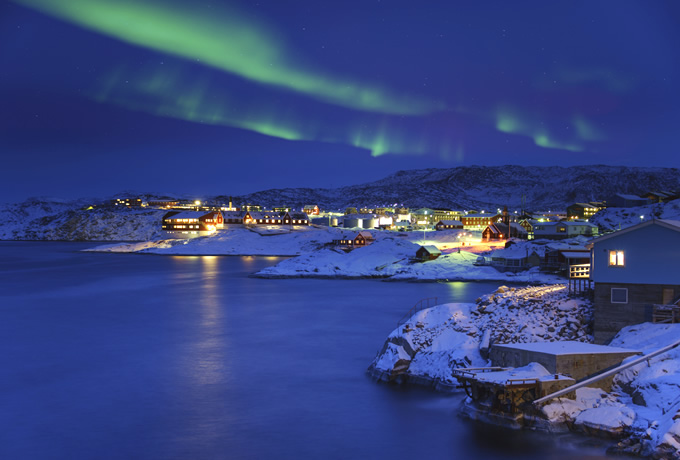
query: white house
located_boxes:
[587,219,680,343]
[533,220,598,240]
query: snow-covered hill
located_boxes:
[233,165,680,211]
[0,198,165,241]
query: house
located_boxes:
[587,219,680,344]
[489,246,541,273]
[222,211,246,224]
[433,209,464,222]
[412,208,436,227]
[415,245,442,261]
[482,222,527,241]
[303,205,320,215]
[533,221,598,240]
[112,197,144,208]
[243,211,285,225]
[519,219,535,239]
[607,193,652,208]
[393,220,411,231]
[541,244,590,275]
[435,220,464,230]
[147,199,179,208]
[162,210,223,237]
[283,212,310,226]
[280,212,309,225]
[566,203,603,220]
[642,191,679,203]
[332,231,374,247]
[461,213,501,230]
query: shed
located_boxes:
[416,245,442,261]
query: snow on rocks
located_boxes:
[539,323,680,457]
[368,284,593,389]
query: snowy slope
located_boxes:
[0,199,166,241]
[590,199,680,232]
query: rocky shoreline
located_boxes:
[367,285,680,458]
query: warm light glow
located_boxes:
[609,250,624,266]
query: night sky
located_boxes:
[2,0,679,202]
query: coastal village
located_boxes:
[91,189,680,457]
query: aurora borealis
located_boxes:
[1,0,679,200]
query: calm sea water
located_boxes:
[0,241,611,459]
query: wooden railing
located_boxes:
[569,263,590,279]
[397,297,438,326]
[653,304,680,324]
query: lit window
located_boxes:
[611,288,628,304]
[609,250,625,266]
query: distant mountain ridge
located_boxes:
[2,165,679,241]
[230,165,680,211]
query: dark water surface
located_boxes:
[0,242,610,459]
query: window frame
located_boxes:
[611,288,628,304]
[608,250,625,267]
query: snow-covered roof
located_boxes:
[464,213,497,218]
[165,211,214,220]
[418,245,441,254]
[437,220,463,225]
[588,219,680,246]
[493,341,639,356]
[562,251,591,259]
[616,193,646,200]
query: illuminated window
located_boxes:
[609,250,625,266]
[611,288,628,304]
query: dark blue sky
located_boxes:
[1,0,679,202]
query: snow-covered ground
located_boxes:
[86,227,567,282]
[85,225,337,256]
[369,286,680,457]
[254,235,566,282]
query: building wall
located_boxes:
[591,224,680,285]
[593,282,680,344]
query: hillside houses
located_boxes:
[566,202,605,220]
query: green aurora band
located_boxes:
[92,64,444,158]
[16,0,607,156]
[494,107,606,153]
[14,0,445,116]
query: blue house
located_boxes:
[587,219,680,343]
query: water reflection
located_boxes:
[190,256,229,385]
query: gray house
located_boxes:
[588,219,680,343]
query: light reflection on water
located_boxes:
[0,242,611,459]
